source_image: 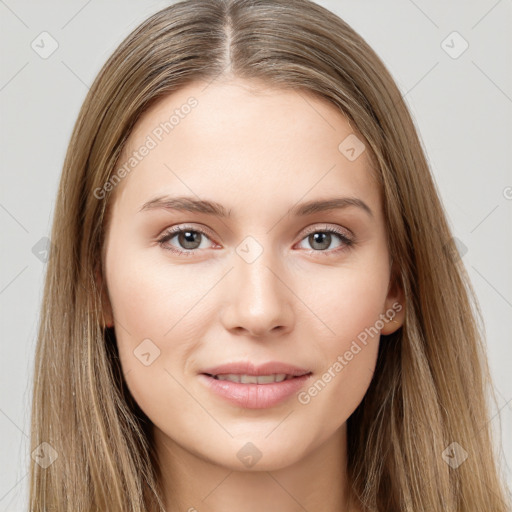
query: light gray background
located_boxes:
[1,0,511,510]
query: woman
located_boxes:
[29,0,510,510]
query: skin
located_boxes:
[100,77,405,512]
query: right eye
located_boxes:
[157,225,217,255]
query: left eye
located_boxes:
[296,229,352,252]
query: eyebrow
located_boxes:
[139,195,373,218]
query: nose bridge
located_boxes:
[222,235,293,336]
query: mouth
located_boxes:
[198,366,313,409]
[203,373,310,384]
[200,361,311,379]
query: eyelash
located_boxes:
[157,224,355,257]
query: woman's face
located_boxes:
[101,77,403,471]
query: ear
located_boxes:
[95,264,114,329]
[380,261,405,335]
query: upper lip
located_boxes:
[201,361,312,377]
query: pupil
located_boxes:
[180,231,201,249]
[310,232,330,250]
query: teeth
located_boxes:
[214,373,290,384]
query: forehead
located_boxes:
[109,78,381,219]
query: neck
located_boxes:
[153,423,359,512]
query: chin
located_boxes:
[201,436,310,472]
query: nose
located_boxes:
[220,250,295,338]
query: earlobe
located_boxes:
[380,263,405,335]
[380,317,403,335]
[380,304,405,335]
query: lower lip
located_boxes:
[198,373,312,409]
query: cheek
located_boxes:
[104,249,190,378]
[294,263,388,424]
[306,260,390,346]
[106,246,212,342]
[105,244,228,408]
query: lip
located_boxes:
[200,361,311,377]
[198,361,312,409]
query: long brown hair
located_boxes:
[29,0,510,510]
